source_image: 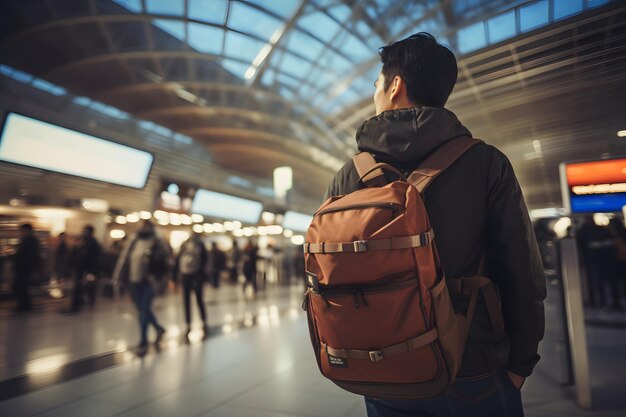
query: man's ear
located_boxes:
[389,75,403,102]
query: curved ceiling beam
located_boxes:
[182,127,345,173]
[206,143,331,193]
[136,106,324,140]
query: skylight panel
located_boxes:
[285,29,325,62]
[487,10,516,44]
[225,32,265,62]
[520,0,550,33]
[228,2,284,41]
[188,23,224,54]
[457,21,487,54]
[145,0,183,16]
[297,11,342,43]
[189,0,228,24]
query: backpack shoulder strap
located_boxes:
[408,136,484,193]
[353,152,387,187]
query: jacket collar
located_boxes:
[355,107,472,165]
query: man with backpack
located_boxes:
[174,231,209,337]
[305,33,546,416]
[113,220,170,356]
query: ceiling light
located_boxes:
[618,130,626,137]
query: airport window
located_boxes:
[277,72,300,89]
[188,0,228,25]
[187,23,223,54]
[222,59,251,79]
[145,0,184,16]
[253,0,300,19]
[228,2,284,42]
[279,52,313,79]
[285,29,325,62]
[261,69,276,86]
[487,10,517,44]
[355,21,383,49]
[520,0,550,33]
[112,0,142,13]
[318,50,353,75]
[297,11,342,43]
[225,32,265,62]
[153,19,185,41]
[554,0,583,20]
[457,21,487,54]
[335,33,371,63]
[326,4,353,22]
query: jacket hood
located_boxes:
[356,107,472,165]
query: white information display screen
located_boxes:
[282,211,313,232]
[0,112,153,188]
[191,189,263,224]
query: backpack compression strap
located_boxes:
[408,136,484,193]
[353,152,387,187]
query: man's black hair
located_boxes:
[84,225,94,235]
[20,223,33,231]
[378,32,457,107]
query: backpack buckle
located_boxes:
[353,240,367,252]
[369,350,383,362]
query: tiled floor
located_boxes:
[1,283,625,417]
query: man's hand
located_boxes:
[506,371,525,390]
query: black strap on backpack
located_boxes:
[352,136,484,192]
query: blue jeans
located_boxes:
[130,282,162,346]
[365,368,524,417]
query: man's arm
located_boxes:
[485,147,547,380]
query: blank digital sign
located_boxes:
[191,189,263,224]
[282,211,313,232]
[0,112,153,188]
[560,158,626,213]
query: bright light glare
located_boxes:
[617,130,626,137]
[115,215,127,224]
[553,217,571,239]
[126,213,140,223]
[26,354,68,374]
[110,229,126,239]
[593,213,611,226]
[291,235,305,245]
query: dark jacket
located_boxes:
[77,236,101,277]
[15,234,40,275]
[325,107,546,378]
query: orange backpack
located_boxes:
[303,136,505,399]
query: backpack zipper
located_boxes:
[316,202,403,217]
[310,276,417,309]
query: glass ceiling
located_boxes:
[109,0,610,123]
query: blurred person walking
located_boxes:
[209,242,226,288]
[113,220,170,356]
[14,223,40,313]
[228,238,241,284]
[53,232,70,282]
[67,225,101,312]
[242,240,258,297]
[174,231,209,337]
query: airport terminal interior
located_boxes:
[0,0,626,416]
